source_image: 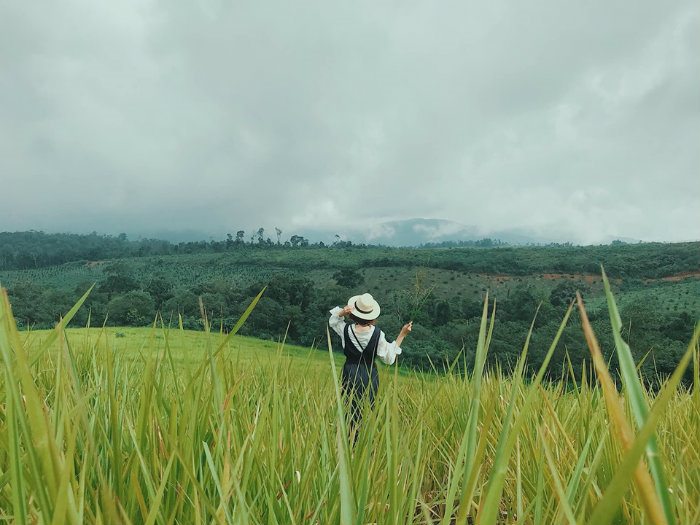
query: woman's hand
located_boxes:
[396,321,413,347]
[338,305,353,317]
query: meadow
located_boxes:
[1,275,699,524]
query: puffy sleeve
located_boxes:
[376,330,402,365]
[328,306,346,343]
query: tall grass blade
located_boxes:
[587,325,699,525]
[577,292,667,525]
[326,327,355,525]
[602,268,675,525]
[1,289,62,511]
[30,284,94,366]
[213,287,266,356]
[477,302,573,525]
[6,376,27,525]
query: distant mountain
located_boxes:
[312,218,542,247]
[363,219,482,246]
[313,218,642,247]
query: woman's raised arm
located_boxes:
[395,321,413,347]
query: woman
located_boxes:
[329,292,412,438]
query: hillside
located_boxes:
[1,237,698,379]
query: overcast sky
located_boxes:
[1,0,698,244]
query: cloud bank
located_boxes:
[1,0,698,244]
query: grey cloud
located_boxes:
[0,0,698,243]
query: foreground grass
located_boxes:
[0,286,699,524]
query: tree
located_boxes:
[275,227,282,245]
[501,285,539,323]
[663,311,693,342]
[244,297,286,338]
[146,276,174,309]
[434,300,451,326]
[257,275,315,310]
[107,291,155,325]
[332,268,364,288]
[162,290,200,318]
[99,263,139,298]
[235,230,245,244]
[550,281,589,308]
[8,282,46,326]
[257,228,265,244]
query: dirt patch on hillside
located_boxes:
[656,271,700,282]
[644,271,700,283]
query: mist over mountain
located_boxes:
[64,217,641,247]
[300,218,642,247]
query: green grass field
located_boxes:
[1,283,699,524]
[26,326,335,370]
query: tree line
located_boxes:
[1,231,698,280]
[0,231,518,271]
[0,230,336,270]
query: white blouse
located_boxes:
[328,307,402,365]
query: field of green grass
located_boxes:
[26,326,335,370]
[1,283,699,524]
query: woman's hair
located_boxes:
[349,314,375,326]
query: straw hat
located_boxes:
[347,293,381,320]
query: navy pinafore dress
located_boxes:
[341,323,381,430]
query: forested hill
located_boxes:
[1,231,698,382]
[0,231,698,279]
